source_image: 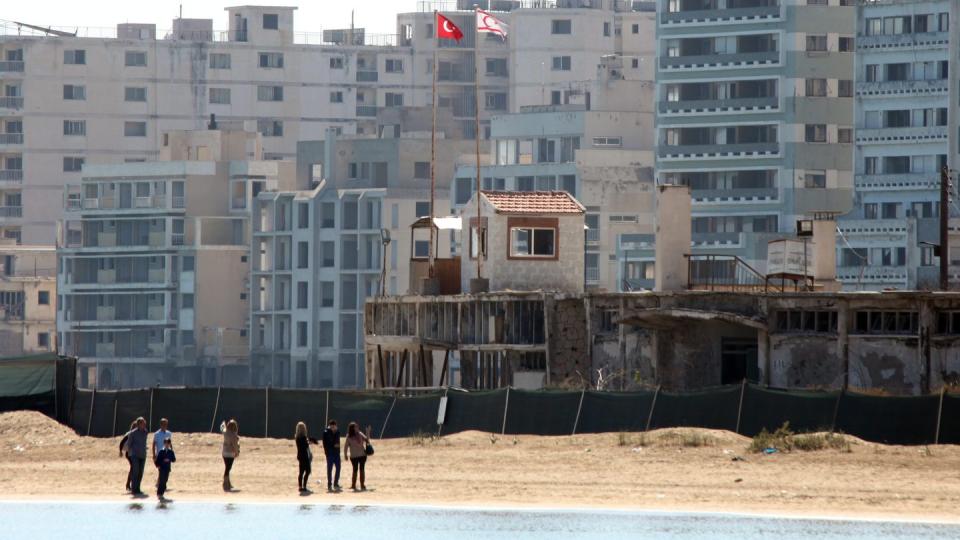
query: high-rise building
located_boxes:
[843,0,955,290]
[655,0,855,269]
[57,129,297,389]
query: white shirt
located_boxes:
[153,429,172,457]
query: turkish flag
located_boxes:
[437,13,463,42]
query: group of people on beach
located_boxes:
[119,417,372,500]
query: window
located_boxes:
[470,224,487,260]
[551,19,572,34]
[329,91,343,103]
[63,84,86,100]
[603,22,611,37]
[510,227,556,258]
[775,310,837,334]
[551,56,571,71]
[881,202,900,219]
[414,240,430,258]
[385,92,404,107]
[263,13,279,29]
[259,52,284,68]
[182,294,194,309]
[805,124,827,143]
[298,203,309,228]
[63,50,86,65]
[592,136,622,147]
[209,53,231,69]
[839,37,854,52]
[38,291,50,305]
[257,85,283,102]
[318,321,334,347]
[385,59,403,73]
[805,78,827,97]
[182,256,195,271]
[805,35,827,52]
[414,161,430,180]
[320,281,334,307]
[297,241,308,269]
[330,57,344,69]
[257,120,283,137]
[209,88,231,104]
[63,157,84,172]
[297,281,308,309]
[486,58,508,77]
[853,311,918,335]
[124,121,147,137]
[296,321,307,347]
[804,170,826,188]
[38,333,49,349]
[838,80,853,97]
[320,241,335,267]
[485,92,507,111]
[63,120,86,136]
[124,51,147,67]
[838,128,853,144]
[124,87,146,102]
[632,23,639,34]
[415,201,430,218]
[320,203,335,228]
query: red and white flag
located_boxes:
[476,8,508,39]
[437,13,464,42]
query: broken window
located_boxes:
[774,310,837,334]
[853,311,918,335]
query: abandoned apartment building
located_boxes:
[363,187,960,396]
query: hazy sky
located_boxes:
[0,0,413,37]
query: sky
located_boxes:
[0,0,412,38]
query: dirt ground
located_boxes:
[0,411,958,521]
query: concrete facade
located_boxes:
[0,244,55,357]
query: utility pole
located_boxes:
[941,165,950,291]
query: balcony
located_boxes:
[854,173,938,192]
[855,126,947,145]
[356,106,379,117]
[856,79,948,97]
[356,70,378,82]
[659,51,779,71]
[0,97,22,110]
[585,228,600,244]
[0,133,23,145]
[659,97,778,115]
[660,5,781,26]
[0,169,22,183]
[837,219,908,236]
[585,266,600,284]
[857,32,949,51]
[0,61,24,73]
[0,206,22,218]
[691,188,778,203]
[658,142,779,159]
[692,232,743,247]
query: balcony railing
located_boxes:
[857,32,949,50]
[686,254,781,293]
[0,97,22,109]
[691,188,778,202]
[658,142,779,159]
[659,96,778,114]
[0,61,24,72]
[660,51,779,70]
[356,70,379,82]
[660,5,781,25]
[855,126,947,144]
[0,206,22,218]
[356,106,379,117]
[585,266,600,284]
[0,169,22,182]
[856,79,948,96]
[172,196,185,208]
[854,173,938,191]
[0,133,23,145]
[585,228,600,243]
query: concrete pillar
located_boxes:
[654,185,691,292]
[812,218,840,291]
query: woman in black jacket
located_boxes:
[294,422,319,493]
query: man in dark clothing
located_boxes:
[126,417,149,495]
[322,420,341,491]
[155,438,176,500]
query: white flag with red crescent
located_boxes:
[476,8,508,39]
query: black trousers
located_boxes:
[125,455,134,490]
[223,457,235,476]
[157,469,170,497]
[297,457,311,489]
[350,456,366,488]
[130,457,146,494]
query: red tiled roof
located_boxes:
[480,191,585,215]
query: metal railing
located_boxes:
[686,254,782,293]
[660,51,779,69]
[0,206,22,218]
[356,106,379,117]
[585,228,600,243]
[0,133,23,145]
[0,170,23,182]
[356,70,379,82]
[0,61,24,73]
[0,97,23,109]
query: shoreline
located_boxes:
[2,494,958,525]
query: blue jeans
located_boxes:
[326,454,341,487]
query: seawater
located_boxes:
[2,501,959,539]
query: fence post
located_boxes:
[112,394,118,437]
[437,387,449,438]
[380,394,398,440]
[148,387,154,431]
[86,389,96,436]
[571,389,585,435]
[830,389,844,433]
[53,358,58,422]
[209,386,222,433]
[500,387,511,435]
[645,385,661,432]
[324,390,330,425]
[264,386,269,438]
[935,386,946,445]
[735,379,747,435]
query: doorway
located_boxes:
[721,337,759,384]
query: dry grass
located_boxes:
[750,422,852,453]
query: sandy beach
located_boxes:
[1,411,959,522]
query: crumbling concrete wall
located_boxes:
[549,298,590,387]
[769,336,842,390]
[848,338,922,394]
[656,320,755,390]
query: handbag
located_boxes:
[365,441,375,456]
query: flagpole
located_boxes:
[429,10,438,280]
[474,6,482,282]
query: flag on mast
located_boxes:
[437,13,464,42]
[476,8,508,39]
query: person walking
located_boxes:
[220,419,240,492]
[126,417,149,496]
[294,422,318,493]
[321,419,341,492]
[118,419,137,492]
[344,422,370,492]
[154,437,176,501]
[152,418,172,459]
